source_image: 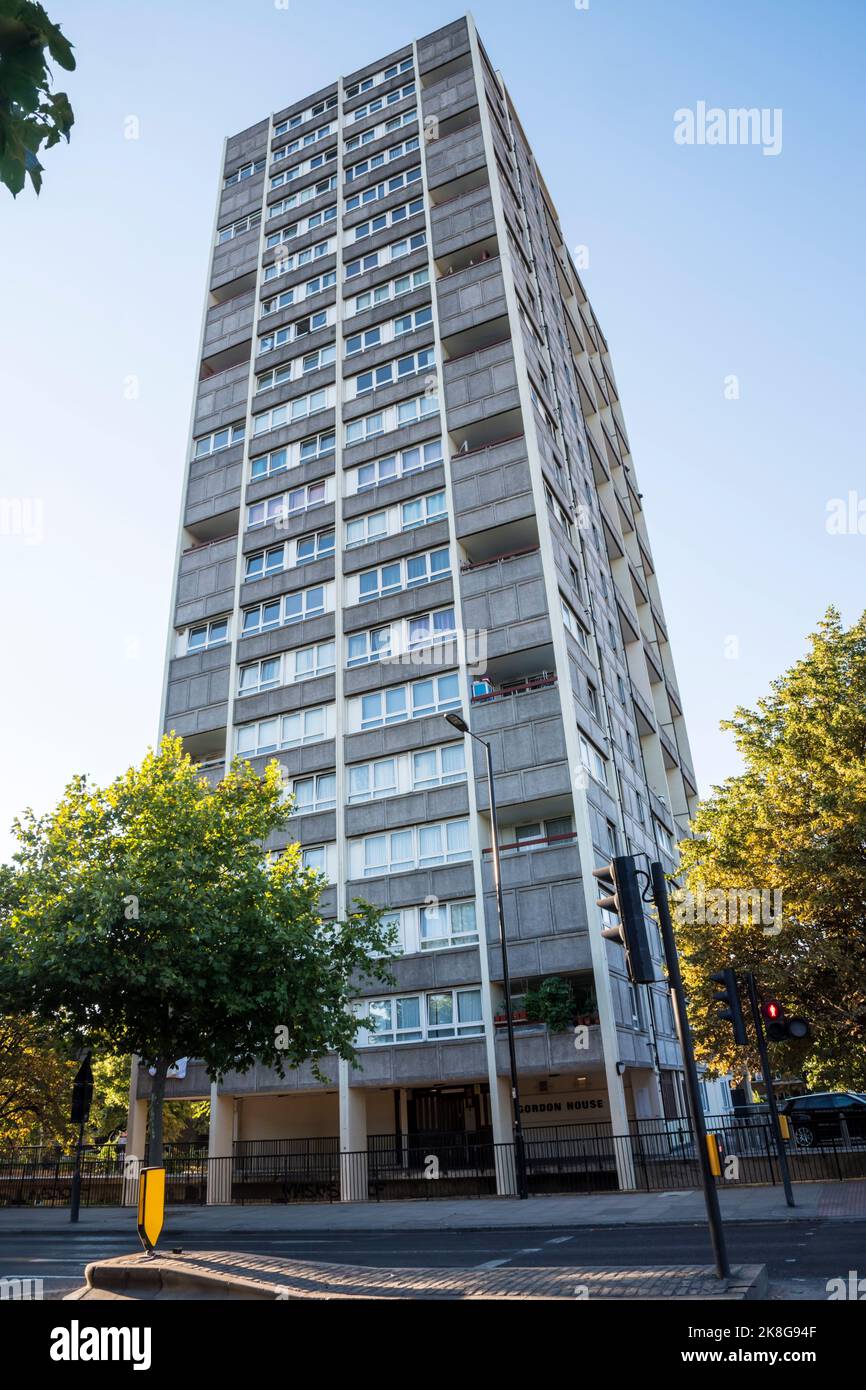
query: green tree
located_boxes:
[675,608,866,1090]
[0,0,74,196]
[2,735,394,1165]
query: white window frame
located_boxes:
[345,265,429,316]
[184,617,229,654]
[344,164,422,213]
[349,817,471,880]
[352,670,460,731]
[246,478,330,531]
[235,705,333,757]
[257,308,332,356]
[192,423,245,459]
[287,771,337,816]
[240,583,330,636]
[353,545,450,603]
[347,437,444,494]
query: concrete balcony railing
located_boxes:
[450,434,535,538]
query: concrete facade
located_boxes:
[136,16,699,1188]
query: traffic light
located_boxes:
[593,854,655,983]
[761,999,810,1042]
[709,968,747,1045]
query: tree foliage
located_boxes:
[1,735,394,1162]
[0,0,74,196]
[675,608,866,1090]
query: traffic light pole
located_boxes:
[744,972,796,1208]
[650,861,732,1282]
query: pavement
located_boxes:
[66,1248,768,1301]
[3,1180,865,1234]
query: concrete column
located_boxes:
[491,1073,517,1195]
[206,1086,233,1205]
[339,1062,368,1201]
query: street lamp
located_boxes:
[444,710,528,1199]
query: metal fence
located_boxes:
[2,1116,865,1207]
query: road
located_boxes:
[2,1219,864,1299]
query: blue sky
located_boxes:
[1,0,864,860]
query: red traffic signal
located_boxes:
[761,999,810,1042]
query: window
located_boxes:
[344,164,422,212]
[587,682,600,719]
[270,145,337,190]
[561,598,590,652]
[260,272,336,318]
[344,135,420,183]
[401,490,446,530]
[349,818,471,878]
[223,157,264,187]
[365,994,422,1045]
[258,310,331,356]
[345,265,429,316]
[241,585,327,635]
[396,390,439,427]
[273,96,337,139]
[356,670,460,729]
[344,409,385,445]
[393,305,433,338]
[362,986,482,1045]
[514,816,575,849]
[295,528,335,565]
[419,901,477,951]
[272,123,333,162]
[288,772,337,815]
[344,106,417,153]
[351,195,424,241]
[292,640,335,681]
[344,229,426,280]
[347,757,398,803]
[265,204,338,249]
[345,62,413,102]
[244,543,288,581]
[411,742,465,789]
[262,239,333,282]
[246,479,328,529]
[345,325,382,357]
[301,845,328,874]
[356,545,449,602]
[186,617,228,652]
[350,347,434,398]
[407,605,456,648]
[255,365,293,395]
[345,509,389,548]
[217,210,261,244]
[251,387,329,436]
[236,706,330,756]
[347,624,391,668]
[579,735,607,786]
[267,174,338,218]
[193,423,244,459]
[426,988,483,1039]
[350,437,443,493]
[237,657,281,697]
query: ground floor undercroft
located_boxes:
[129,1065,691,1202]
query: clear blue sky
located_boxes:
[1,0,864,860]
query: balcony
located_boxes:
[450,432,534,537]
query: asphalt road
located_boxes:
[2,1219,865,1299]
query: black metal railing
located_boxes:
[2,1118,865,1207]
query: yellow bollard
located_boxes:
[137,1166,166,1254]
[705,1133,722,1178]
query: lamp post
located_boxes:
[444,710,528,1199]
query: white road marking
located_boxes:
[475,1258,511,1270]
[545,1236,572,1245]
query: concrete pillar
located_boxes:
[206,1086,233,1205]
[122,1063,148,1205]
[491,1073,517,1195]
[339,1062,368,1201]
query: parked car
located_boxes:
[780,1092,866,1147]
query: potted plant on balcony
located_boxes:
[525,976,575,1034]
